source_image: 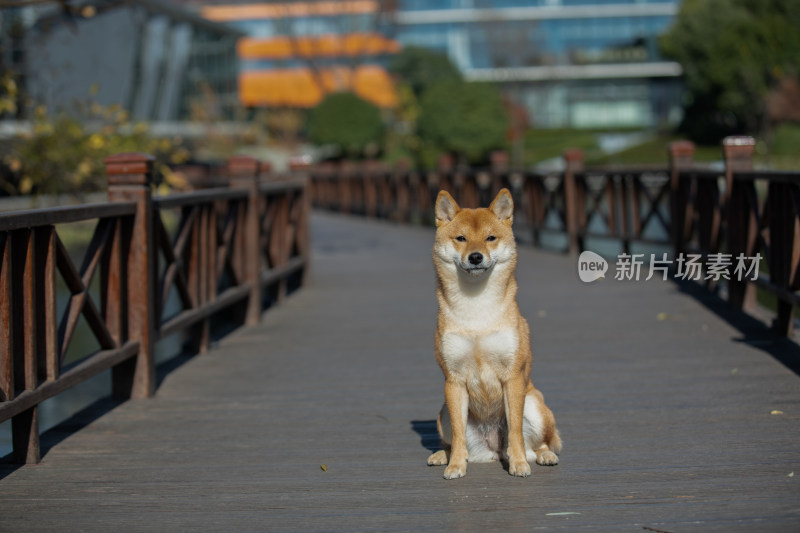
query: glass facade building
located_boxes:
[6,0,241,121]
[186,0,684,128]
[395,0,683,128]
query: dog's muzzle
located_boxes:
[460,252,493,276]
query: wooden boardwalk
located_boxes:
[1,211,799,532]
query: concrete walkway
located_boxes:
[1,212,798,532]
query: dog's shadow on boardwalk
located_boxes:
[410,420,440,453]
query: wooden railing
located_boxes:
[309,137,799,338]
[0,153,309,464]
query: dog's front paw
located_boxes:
[427,450,448,466]
[443,462,467,479]
[508,460,531,477]
[536,451,559,466]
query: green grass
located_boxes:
[522,128,606,166]
[522,125,800,169]
[587,136,722,166]
[757,123,800,170]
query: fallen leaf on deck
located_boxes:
[320,464,328,472]
[788,472,794,478]
[771,410,784,415]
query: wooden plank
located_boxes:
[78,218,113,290]
[0,203,136,231]
[259,256,305,287]
[15,229,38,392]
[58,292,86,364]
[100,218,124,348]
[158,284,251,339]
[0,341,139,421]
[153,188,248,210]
[55,236,85,294]
[0,232,12,402]
[36,226,58,381]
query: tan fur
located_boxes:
[428,189,561,479]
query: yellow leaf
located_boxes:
[771,410,784,415]
[19,176,33,195]
[88,133,104,150]
[320,464,328,472]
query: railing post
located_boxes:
[394,159,411,223]
[669,141,695,259]
[437,153,455,198]
[228,156,263,326]
[341,161,354,215]
[723,136,757,311]
[490,150,509,195]
[768,178,797,337]
[7,226,43,463]
[563,149,584,254]
[105,153,156,399]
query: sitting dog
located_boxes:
[427,188,561,479]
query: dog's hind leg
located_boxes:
[534,443,560,466]
[522,391,561,466]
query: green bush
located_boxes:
[417,81,509,165]
[307,92,384,158]
[1,102,189,197]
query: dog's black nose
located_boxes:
[468,252,483,265]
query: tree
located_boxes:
[661,0,800,142]
[307,92,384,158]
[417,80,508,165]
[388,46,463,99]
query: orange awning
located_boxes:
[239,65,397,108]
[238,33,401,59]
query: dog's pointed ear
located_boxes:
[435,190,460,227]
[490,188,513,226]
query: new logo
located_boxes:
[578,251,608,283]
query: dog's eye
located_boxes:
[455,236,466,242]
[486,235,497,242]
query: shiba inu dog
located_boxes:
[427,188,561,479]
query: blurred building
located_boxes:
[196,1,399,109]
[183,0,683,129]
[2,0,242,121]
[397,0,684,129]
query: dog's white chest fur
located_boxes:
[440,327,518,379]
